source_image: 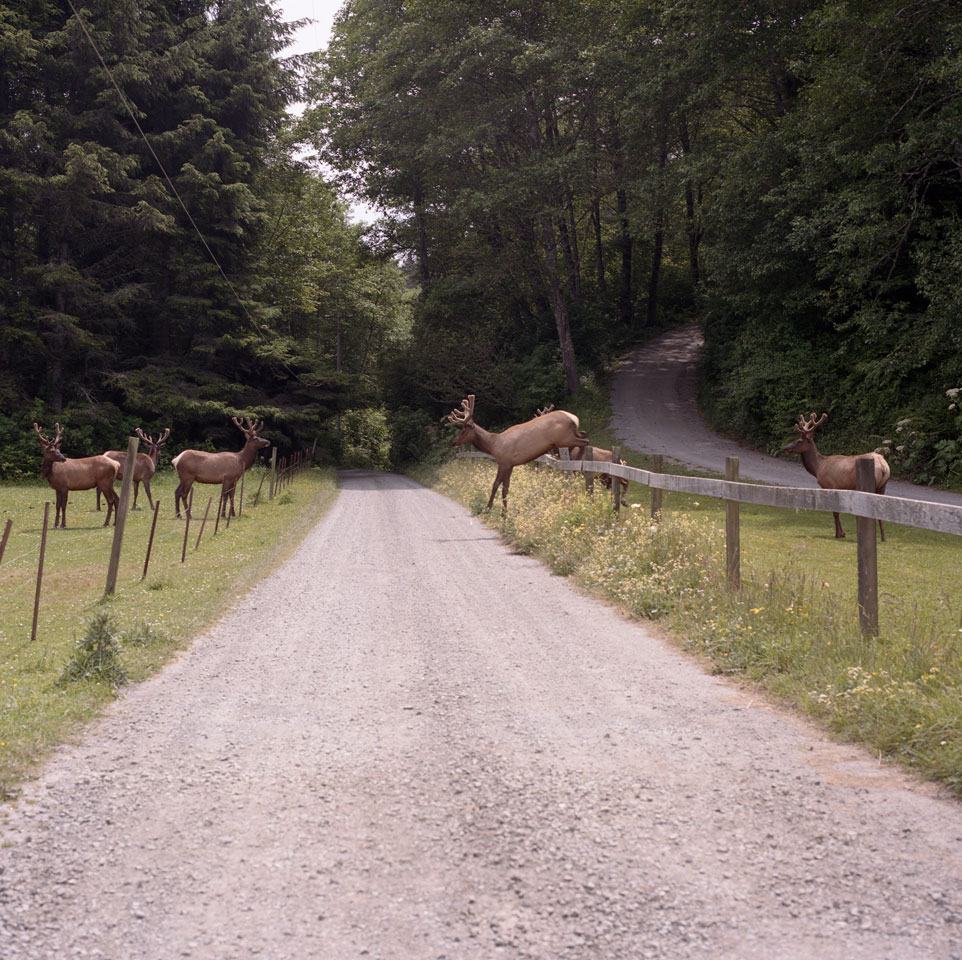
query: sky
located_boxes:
[273,1,378,222]
[276,0,344,57]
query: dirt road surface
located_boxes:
[610,324,962,508]
[2,470,962,959]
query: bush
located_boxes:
[58,611,127,687]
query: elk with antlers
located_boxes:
[449,394,588,513]
[33,423,120,528]
[172,417,269,519]
[97,427,170,512]
[536,404,629,505]
[782,412,891,541]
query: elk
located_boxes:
[172,417,269,519]
[782,412,891,541]
[448,394,588,513]
[97,427,170,511]
[536,405,629,505]
[33,422,120,528]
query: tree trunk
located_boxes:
[592,195,606,300]
[679,115,702,287]
[646,122,670,329]
[617,187,632,327]
[539,214,579,395]
[412,175,430,288]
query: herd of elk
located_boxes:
[448,394,588,513]
[33,423,120,528]
[782,412,891,541]
[172,417,270,520]
[97,427,170,512]
[535,405,629,506]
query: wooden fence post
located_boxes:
[856,457,879,636]
[651,454,663,519]
[612,447,621,516]
[105,435,139,596]
[725,456,741,591]
[238,472,244,518]
[0,518,12,566]
[584,445,594,494]
[31,503,50,641]
[142,500,161,580]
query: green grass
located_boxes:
[0,466,337,798]
[421,456,962,796]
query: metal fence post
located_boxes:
[584,445,594,494]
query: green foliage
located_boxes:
[58,612,127,687]
[339,406,391,470]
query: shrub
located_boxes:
[58,611,127,686]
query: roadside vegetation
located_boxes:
[0,468,337,799]
[422,454,962,797]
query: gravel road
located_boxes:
[610,324,962,508]
[2,469,962,959]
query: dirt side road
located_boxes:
[610,324,962,508]
[2,470,961,959]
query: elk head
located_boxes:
[447,395,477,447]
[33,422,66,463]
[135,426,171,455]
[233,416,271,451]
[782,411,828,455]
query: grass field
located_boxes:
[0,465,337,798]
[420,453,962,796]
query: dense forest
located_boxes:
[2,1,961,485]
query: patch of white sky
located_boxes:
[274,1,377,223]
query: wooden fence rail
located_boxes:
[456,449,962,635]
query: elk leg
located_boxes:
[878,519,886,542]
[96,489,102,511]
[485,467,504,513]
[833,511,846,538]
[103,488,117,527]
[500,467,513,514]
[56,491,66,528]
[142,478,154,511]
[174,481,191,519]
[132,480,140,509]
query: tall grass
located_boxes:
[0,467,337,798]
[430,458,962,795]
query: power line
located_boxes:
[65,0,266,338]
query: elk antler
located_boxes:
[796,412,828,433]
[33,422,63,448]
[536,404,555,417]
[135,426,171,447]
[447,395,476,426]
[232,416,264,438]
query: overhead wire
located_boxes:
[65,0,269,340]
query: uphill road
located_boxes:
[2,469,961,960]
[611,324,962,508]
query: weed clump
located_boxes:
[58,611,127,687]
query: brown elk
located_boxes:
[172,417,270,519]
[33,423,120,528]
[97,427,170,512]
[536,405,629,505]
[448,394,588,513]
[782,412,891,541]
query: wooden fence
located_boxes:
[457,448,962,635]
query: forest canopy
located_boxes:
[2,1,961,484]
